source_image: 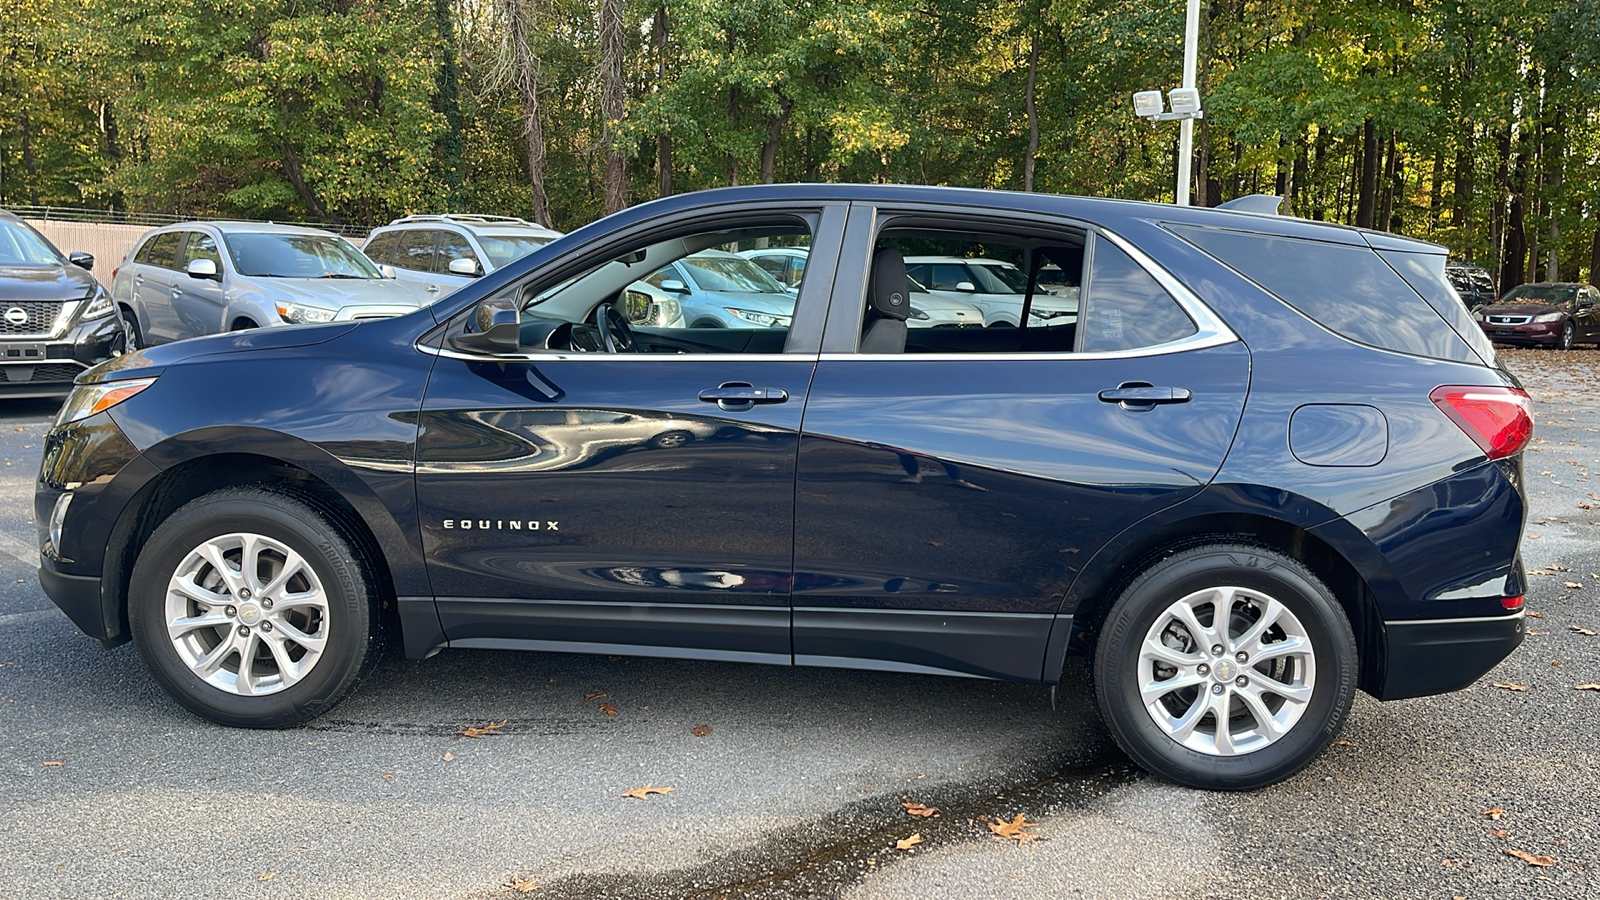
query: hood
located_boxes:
[0,264,98,302]
[1479,302,1569,318]
[82,322,360,384]
[242,276,432,311]
[911,290,982,314]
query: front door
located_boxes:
[793,217,1250,682]
[414,207,844,662]
[172,232,227,336]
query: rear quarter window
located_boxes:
[1169,224,1478,364]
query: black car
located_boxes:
[37,185,1530,790]
[1446,261,1497,311]
[0,209,127,397]
[1474,282,1600,350]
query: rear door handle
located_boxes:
[698,384,788,411]
[1098,385,1192,406]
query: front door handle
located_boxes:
[698,383,788,412]
[1098,384,1192,408]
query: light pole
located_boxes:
[1132,0,1204,206]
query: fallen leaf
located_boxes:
[895,833,923,851]
[41,761,62,767]
[1485,808,1505,821]
[598,702,617,718]
[505,875,539,893]
[692,724,712,737]
[1569,626,1598,635]
[1527,611,1544,618]
[459,719,507,739]
[1491,683,1529,692]
[1492,829,1510,838]
[259,871,276,882]
[902,802,941,818]
[1442,858,1464,868]
[1333,738,1353,746]
[924,540,942,547]
[622,783,674,799]
[1564,582,1583,590]
[1576,684,1600,691]
[1547,564,1571,572]
[442,752,455,762]
[584,692,607,702]
[1503,848,1554,867]
[989,813,1042,846]
[381,773,393,780]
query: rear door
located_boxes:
[414,204,847,662]
[793,207,1250,682]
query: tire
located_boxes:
[649,430,693,450]
[128,486,382,728]
[690,318,725,329]
[119,306,143,351]
[1557,321,1574,350]
[1092,543,1357,790]
[230,319,259,332]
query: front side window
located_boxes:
[362,232,399,265]
[225,233,383,279]
[0,219,63,267]
[437,232,479,273]
[180,233,222,268]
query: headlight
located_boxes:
[724,308,792,328]
[1532,312,1562,323]
[1031,309,1073,320]
[55,377,157,426]
[1472,309,1485,321]
[277,302,337,324]
[79,289,114,320]
[907,307,931,320]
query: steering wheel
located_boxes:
[593,303,638,353]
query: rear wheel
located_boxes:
[128,486,381,727]
[1093,543,1357,790]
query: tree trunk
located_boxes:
[1490,125,1511,287]
[654,4,671,199]
[758,96,793,185]
[1023,27,1039,192]
[432,0,465,211]
[599,0,627,215]
[1451,145,1472,230]
[1356,117,1378,229]
[20,112,39,206]
[1377,134,1398,232]
[502,0,553,226]
[278,140,332,221]
[1289,130,1309,217]
[1544,102,1563,280]
[1590,228,1600,285]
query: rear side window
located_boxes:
[1378,250,1495,366]
[1081,237,1196,352]
[1171,225,1476,363]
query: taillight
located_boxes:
[111,266,119,280]
[1429,385,1533,460]
[1502,595,1524,611]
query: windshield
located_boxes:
[226,233,382,278]
[479,234,551,268]
[0,219,64,267]
[1501,285,1577,305]
[964,262,1022,294]
[681,255,789,293]
[974,262,1029,292]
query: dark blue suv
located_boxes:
[36,185,1530,790]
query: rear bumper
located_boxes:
[1375,612,1525,700]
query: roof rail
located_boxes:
[388,213,542,227]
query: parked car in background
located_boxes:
[362,214,563,300]
[0,208,126,397]
[112,223,431,347]
[644,249,797,328]
[1446,262,1497,310]
[743,247,983,328]
[41,184,1529,792]
[1474,282,1600,350]
[904,255,1077,327]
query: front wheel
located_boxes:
[1557,321,1574,350]
[128,486,382,727]
[1092,543,1357,790]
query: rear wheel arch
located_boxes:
[1066,511,1383,696]
[103,450,403,649]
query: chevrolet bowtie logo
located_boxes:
[442,519,559,531]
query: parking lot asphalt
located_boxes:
[1,348,1597,899]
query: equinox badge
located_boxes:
[443,519,559,531]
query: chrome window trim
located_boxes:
[418,344,808,364]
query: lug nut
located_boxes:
[239,589,252,600]
[237,625,250,636]
[1235,676,1248,687]
[225,606,236,617]
[261,598,274,609]
[1211,684,1224,694]
[1236,652,1248,662]
[260,622,272,633]
[1197,664,1210,676]
[1211,644,1224,656]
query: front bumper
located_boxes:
[0,313,125,398]
[1478,321,1563,346]
[39,553,116,645]
[1375,612,1525,700]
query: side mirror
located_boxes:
[68,252,95,272]
[379,264,398,279]
[448,257,483,277]
[660,279,689,294]
[955,281,977,292]
[187,258,220,280]
[448,299,521,354]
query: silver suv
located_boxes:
[362,215,563,299]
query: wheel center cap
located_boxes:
[1212,658,1237,681]
[237,603,263,625]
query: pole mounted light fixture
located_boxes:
[1130,0,1204,206]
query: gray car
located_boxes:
[112,222,432,347]
[644,250,797,329]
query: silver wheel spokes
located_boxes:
[1138,586,1316,757]
[165,532,328,696]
